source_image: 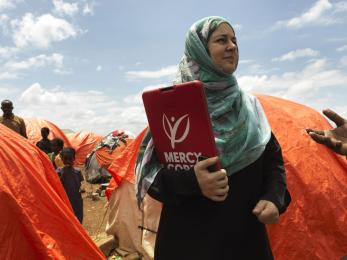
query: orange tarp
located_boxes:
[69,131,103,166]
[0,124,104,259]
[96,140,133,169]
[24,118,71,147]
[257,95,347,260]
[106,128,147,199]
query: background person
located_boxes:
[36,127,52,154]
[48,138,64,169]
[306,109,347,157]
[0,99,27,138]
[136,16,290,260]
[57,147,84,223]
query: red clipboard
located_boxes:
[142,80,220,171]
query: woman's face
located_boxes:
[207,22,238,74]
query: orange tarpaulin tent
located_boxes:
[24,118,71,147]
[85,130,133,183]
[68,131,103,166]
[106,95,347,260]
[0,124,104,259]
[257,95,347,260]
[106,128,147,198]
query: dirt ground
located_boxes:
[81,181,110,238]
[80,172,138,259]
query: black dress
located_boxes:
[57,167,84,223]
[148,134,290,260]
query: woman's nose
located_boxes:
[226,40,237,50]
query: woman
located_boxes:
[136,16,291,260]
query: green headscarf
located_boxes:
[136,16,271,205]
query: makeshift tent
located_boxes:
[256,95,347,260]
[85,130,133,183]
[68,131,103,166]
[24,118,71,147]
[106,182,161,259]
[0,124,104,259]
[105,128,161,259]
[106,95,347,260]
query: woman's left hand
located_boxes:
[252,200,279,224]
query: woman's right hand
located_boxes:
[194,156,229,201]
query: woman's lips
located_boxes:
[223,56,234,62]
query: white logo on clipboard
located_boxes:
[163,114,190,149]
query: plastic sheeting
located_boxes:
[85,131,133,183]
[68,131,103,166]
[257,95,347,260]
[0,124,104,259]
[24,118,71,147]
[106,181,161,260]
[85,152,111,183]
[106,128,147,199]
[106,129,160,259]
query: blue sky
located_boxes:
[1,0,346,135]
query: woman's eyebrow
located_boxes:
[215,33,235,38]
[212,33,227,39]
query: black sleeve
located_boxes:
[78,169,84,182]
[147,167,202,205]
[260,133,291,214]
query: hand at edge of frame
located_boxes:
[306,109,347,156]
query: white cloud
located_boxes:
[0,71,17,80]
[123,84,166,105]
[0,53,66,79]
[0,14,10,34]
[334,1,347,12]
[0,86,18,95]
[53,67,72,75]
[333,105,347,119]
[11,13,78,49]
[0,0,22,11]
[18,83,147,135]
[4,53,64,72]
[53,0,79,17]
[82,2,95,15]
[0,14,9,23]
[126,65,177,79]
[272,0,343,30]
[233,24,242,30]
[96,65,102,71]
[238,58,347,99]
[272,48,319,62]
[0,46,18,59]
[12,56,347,136]
[340,56,347,67]
[239,59,253,64]
[336,44,347,52]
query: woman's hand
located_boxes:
[194,156,229,202]
[252,200,279,224]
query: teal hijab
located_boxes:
[135,16,271,205]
